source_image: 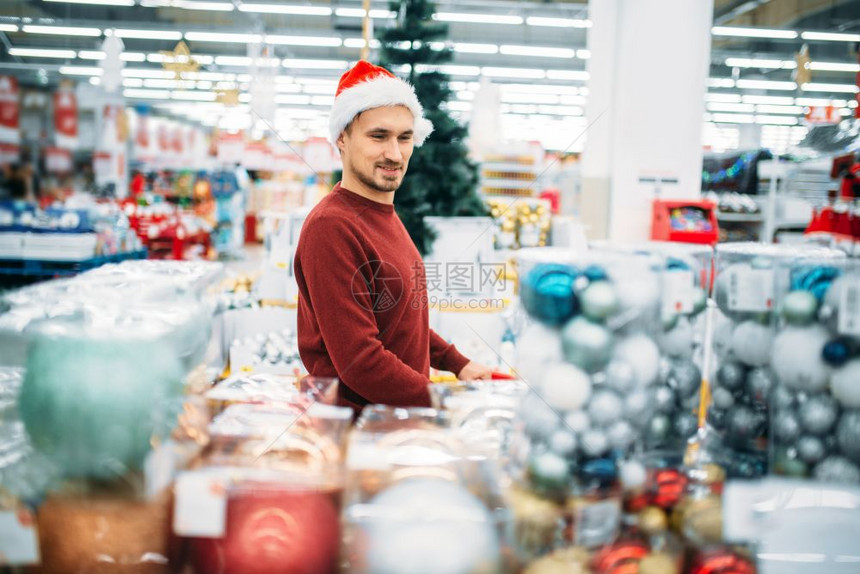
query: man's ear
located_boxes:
[336,132,346,153]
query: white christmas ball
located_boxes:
[365,478,500,574]
[564,410,591,434]
[605,360,637,394]
[540,362,592,412]
[831,359,860,409]
[658,317,694,359]
[587,390,624,427]
[712,313,736,360]
[580,428,610,457]
[516,323,563,386]
[771,325,832,393]
[731,320,774,368]
[607,420,636,450]
[609,267,660,318]
[618,460,647,490]
[624,389,653,424]
[613,334,661,388]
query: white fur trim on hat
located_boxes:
[329,75,434,147]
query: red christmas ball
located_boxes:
[652,469,689,509]
[189,484,341,574]
[690,549,756,574]
[590,540,649,574]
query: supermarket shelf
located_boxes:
[716,212,764,223]
[0,250,148,278]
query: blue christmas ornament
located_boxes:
[580,458,618,482]
[665,257,692,272]
[790,266,842,302]
[822,338,853,367]
[583,264,608,283]
[521,263,580,326]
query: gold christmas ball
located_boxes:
[682,496,723,545]
[507,487,563,556]
[639,552,679,574]
[638,506,668,535]
[524,547,592,574]
[702,463,726,485]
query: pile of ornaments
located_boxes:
[514,248,671,495]
[229,329,303,375]
[708,243,846,478]
[770,260,860,483]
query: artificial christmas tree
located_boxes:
[377,0,488,256]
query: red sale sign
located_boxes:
[0,75,20,145]
[54,89,78,149]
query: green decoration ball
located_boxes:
[781,290,819,326]
[19,332,184,479]
[561,316,614,374]
[580,281,619,322]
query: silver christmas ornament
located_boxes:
[564,410,591,434]
[813,456,860,484]
[747,368,776,405]
[712,387,735,410]
[836,411,860,463]
[771,385,796,410]
[580,428,610,457]
[712,314,736,359]
[658,317,694,359]
[587,389,624,427]
[561,317,614,374]
[716,362,747,392]
[549,429,578,457]
[605,360,637,394]
[652,386,676,414]
[607,420,636,450]
[647,415,671,444]
[773,410,802,443]
[580,281,619,322]
[831,360,860,409]
[726,405,762,443]
[522,393,560,440]
[613,333,661,388]
[624,389,653,424]
[798,395,839,436]
[673,412,698,439]
[796,435,827,464]
[668,359,701,399]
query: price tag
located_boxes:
[144,443,177,500]
[662,269,695,314]
[838,281,860,337]
[727,267,774,312]
[0,509,40,566]
[573,498,621,548]
[173,471,228,538]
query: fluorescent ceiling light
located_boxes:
[144,78,182,88]
[298,84,332,94]
[711,113,755,124]
[526,16,590,28]
[559,95,587,105]
[215,56,251,66]
[725,57,795,69]
[89,77,101,85]
[456,91,474,101]
[78,50,105,60]
[174,1,233,11]
[23,25,102,37]
[537,105,583,116]
[483,66,545,79]
[802,82,859,93]
[122,68,174,78]
[503,92,559,104]
[434,12,523,25]
[736,79,796,90]
[60,66,103,75]
[795,97,848,107]
[706,93,742,103]
[343,38,381,49]
[445,101,472,112]
[742,95,794,105]
[311,96,334,106]
[185,32,261,43]
[435,65,481,76]
[334,8,395,18]
[266,35,341,47]
[708,77,735,88]
[707,102,755,113]
[239,4,331,15]
[809,62,860,73]
[756,115,797,125]
[114,28,183,40]
[453,43,498,54]
[712,26,797,39]
[122,78,144,87]
[124,88,170,99]
[9,48,76,58]
[500,45,575,59]
[577,49,591,59]
[44,0,134,5]
[172,90,216,101]
[121,52,147,62]
[275,95,312,105]
[0,24,18,33]
[148,52,214,65]
[756,105,803,114]
[801,31,860,42]
[283,58,349,70]
[503,83,579,95]
[545,69,589,81]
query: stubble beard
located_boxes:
[352,158,403,193]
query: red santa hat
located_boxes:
[329,60,433,147]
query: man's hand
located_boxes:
[457,361,494,381]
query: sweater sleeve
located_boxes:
[429,329,471,376]
[297,217,431,407]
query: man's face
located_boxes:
[338,105,415,194]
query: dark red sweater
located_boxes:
[294,183,470,413]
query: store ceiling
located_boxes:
[0,0,857,149]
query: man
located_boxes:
[294,60,493,413]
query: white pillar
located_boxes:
[581,0,714,241]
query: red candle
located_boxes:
[189,484,341,574]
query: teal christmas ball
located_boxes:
[19,332,183,479]
[529,451,571,493]
[580,281,619,322]
[521,263,580,326]
[781,290,818,326]
[561,316,613,374]
[822,339,853,368]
